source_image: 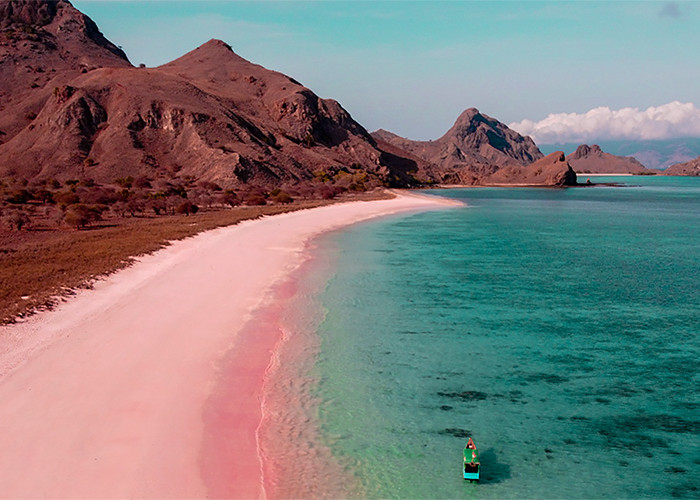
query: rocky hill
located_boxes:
[0,0,577,191]
[0,1,425,191]
[484,151,577,186]
[566,144,655,175]
[373,108,544,183]
[0,0,130,144]
[539,138,700,171]
[664,156,700,176]
[372,109,577,186]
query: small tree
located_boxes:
[244,194,266,206]
[145,197,166,215]
[176,201,199,216]
[317,185,340,200]
[218,192,239,207]
[63,204,103,229]
[54,191,81,206]
[34,189,55,204]
[269,190,293,204]
[111,201,128,218]
[126,197,145,217]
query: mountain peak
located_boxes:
[570,144,603,159]
[1,0,129,63]
[454,107,481,124]
[205,38,231,48]
[159,37,251,73]
[196,38,235,55]
[448,108,504,138]
[183,38,246,60]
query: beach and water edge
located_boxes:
[298,176,699,499]
[1,177,697,499]
[0,191,460,498]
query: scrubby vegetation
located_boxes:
[0,165,387,233]
[0,174,392,323]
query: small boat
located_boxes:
[463,437,480,482]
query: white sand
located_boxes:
[0,191,459,499]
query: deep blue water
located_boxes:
[311,176,699,498]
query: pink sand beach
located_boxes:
[0,191,458,499]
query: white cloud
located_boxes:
[509,101,700,144]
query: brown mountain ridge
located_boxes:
[1,0,575,191]
[373,109,577,186]
[566,144,656,175]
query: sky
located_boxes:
[72,0,700,143]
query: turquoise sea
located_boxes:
[274,176,699,499]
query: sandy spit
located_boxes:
[0,191,459,499]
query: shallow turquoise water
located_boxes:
[312,176,699,498]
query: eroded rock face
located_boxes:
[0,0,58,28]
[0,0,130,144]
[372,108,545,185]
[485,151,578,186]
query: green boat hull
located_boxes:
[463,438,480,481]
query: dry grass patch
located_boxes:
[0,191,393,324]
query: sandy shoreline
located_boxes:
[578,173,635,176]
[0,191,459,498]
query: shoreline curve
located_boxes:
[0,190,460,499]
